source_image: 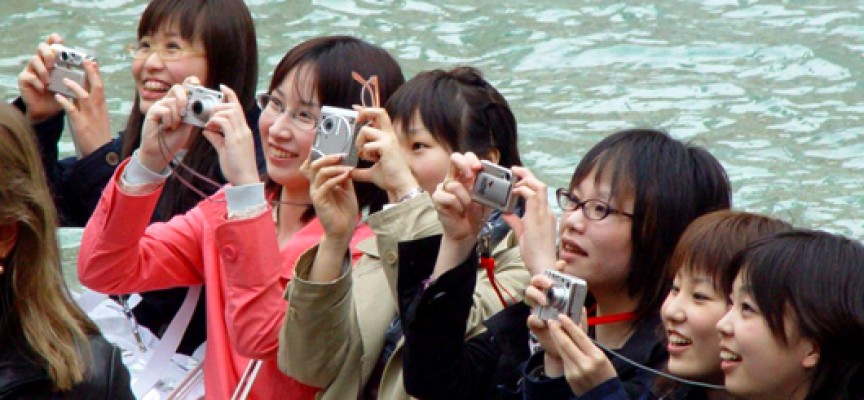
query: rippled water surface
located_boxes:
[2,0,863,238]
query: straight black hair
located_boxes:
[569,128,732,326]
[723,230,864,400]
[120,0,259,221]
[384,66,522,168]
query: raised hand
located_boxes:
[54,59,112,157]
[309,154,358,245]
[200,85,259,187]
[350,106,420,200]
[18,34,65,123]
[429,152,489,278]
[138,77,198,173]
[501,166,558,276]
[306,153,358,283]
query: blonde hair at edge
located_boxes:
[0,103,98,391]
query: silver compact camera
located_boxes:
[471,160,517,213]
[183,84,224,128]
[48,44,96,98]
[311,106,360,166]
[533,270,588,321]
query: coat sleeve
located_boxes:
[277,245,358,388]
[217,207,288,359]
[78,159,207,294]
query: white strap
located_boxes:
[76,289,108,314]
[133,285,203,397]
[168,360,205,400]
[231,359,262,400]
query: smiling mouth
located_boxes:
[667,332,693,346]
[719,349,742,362]
[269,146,298,160]
[141,79,170,92]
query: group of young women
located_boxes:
[2,0,862,399]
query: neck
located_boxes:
[705,388,733,400]
[591,287,640,348]
[275,186,311,247]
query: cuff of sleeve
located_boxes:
[226,183,267,217]
[123,150,171,185]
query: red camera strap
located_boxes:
[585,304,637,326]
[481,255,517,308]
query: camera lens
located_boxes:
[321,117,336,134]
[60,51,69,61]
[192,100,204,116]
[545,286,568,310]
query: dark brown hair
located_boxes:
[120,0,258,220]
[569,128,732,326]
[669,210,792,297]
[384,66,522,168]
[264,35,405,215]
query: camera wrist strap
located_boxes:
[479,235,517,308]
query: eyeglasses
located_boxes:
[256,93,319,131]
[127,41,204,61]
[555,188,633,221]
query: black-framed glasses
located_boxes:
[555,188,633,221]
[255,93,319,131]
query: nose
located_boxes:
[560,208,588,235]
[716,308,734,338]
[142,50,165,70]
[661,293,685,323]
[266,112,297,140]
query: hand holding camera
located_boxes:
[349,107,421,202]
[198,84,259,187]
[17,34,68,123]
[500,166,558,276]
[311,106,361,166]
[139,77,208,173]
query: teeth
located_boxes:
[270,147,296,159]
[720,350,741,361]
[143,80,169,91]
[668,335,692,345]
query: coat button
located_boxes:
[222,245,238,262]
[105,151,120,166]
[385,251,397,265]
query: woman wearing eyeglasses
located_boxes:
[14,0,263,356]
[396,128,732,399]
[77,36,404,399]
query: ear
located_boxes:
[0,223,19,258]
[800,339,820,369]
[484,148,500,165]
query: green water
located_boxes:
[2,0,863,240]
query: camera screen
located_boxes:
[477,175,511,206]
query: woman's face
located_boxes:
[716,273,818,400]
[557,169,633,292]
[131,23,208,114]
[259,66,320,189]
[396,112,451,194]
[660,269,726,383]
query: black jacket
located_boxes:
[0,334,133,399]
[398,235,530,400]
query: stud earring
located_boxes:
[0,254,7,275]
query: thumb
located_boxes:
[349,166,375,183]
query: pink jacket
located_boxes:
[79,160,373,400]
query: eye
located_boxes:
[295,110,317,124]
[589,201,610,215]
[669,284,680,295]
[136,39,152,50]
[741,301,757,315]
[692,291,712,302]
[411,141,431,151]
[267,97,285,113]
